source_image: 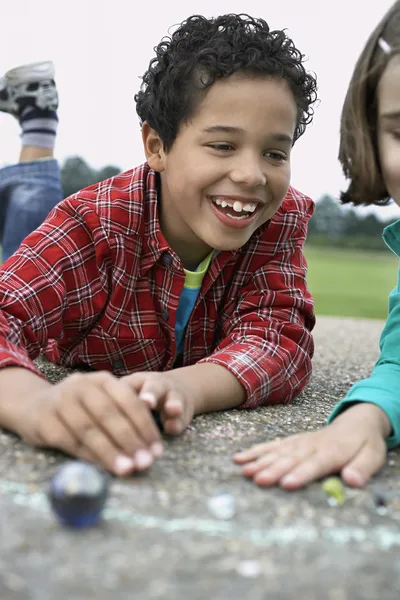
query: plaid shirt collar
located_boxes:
[139,164,172,276]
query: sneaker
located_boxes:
[0,61,58,118]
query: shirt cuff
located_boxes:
[327,373,400,449]
[0,350,44,379]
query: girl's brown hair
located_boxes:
[339,1,400,205]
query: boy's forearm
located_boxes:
[0,367,51,435]
[166,363,246,415]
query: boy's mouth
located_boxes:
[208,195,262,228]
[210,195,259,216]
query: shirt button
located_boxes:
[161,309,169,321]
[112,359,124,371]
[163,253,173,266]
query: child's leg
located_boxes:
[0,61,62,260]
[0,159,63,261]
[234,402,390,488]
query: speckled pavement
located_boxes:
[0,316,399,600]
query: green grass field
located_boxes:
[304,245,399,320]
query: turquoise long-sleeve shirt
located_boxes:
[328,219,400,449]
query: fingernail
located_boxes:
[167,398,182,411]
[343,468,364,487]
[151,442,163,458]
[140,392,156,409]
[114,455,135,474]
[280,474,297,485]
[135,449,153,470]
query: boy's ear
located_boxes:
[142,122,166,172]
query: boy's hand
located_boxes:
[121,371,196,435]
[19,371,164,476]
[233,403,390,489]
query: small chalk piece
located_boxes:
[207,493,236,520]
[48,461,109,528]
[235,560,261,578]
[322,477,346,506]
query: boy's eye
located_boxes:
[208,143,234,151]
[265,151,286,161]
[207,145,287,161]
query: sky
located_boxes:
[0,0,398,219]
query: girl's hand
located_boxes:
[234,403,390,489]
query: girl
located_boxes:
[234,0,400,490]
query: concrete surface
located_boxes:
[0,316,399,600]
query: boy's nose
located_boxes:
[229,159,267,187]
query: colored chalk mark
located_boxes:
[1,479,400,550]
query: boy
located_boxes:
[0,14,317,476]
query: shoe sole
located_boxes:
[6,61,55,85]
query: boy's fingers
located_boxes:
[341,441,387,488]
[122,372,168,410]
[60,379,160,471]
[54,400,137,475]
[78,382,153,461]
[100,376,162,451]
[122,374,190,437]
[72,431,136,476]
[122,372,147,390]
[163,394,184,418]
[163,417,185,435]
[139,382,167,409]
[34,412,80,452]
[161,390,191,435]
[120,373,156,409]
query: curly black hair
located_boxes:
[135,14,317,150]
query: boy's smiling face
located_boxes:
[143,73,297,268]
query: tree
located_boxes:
[342,208,362,237]
[356,214,384,237]
[60,156,121,198]
[96,165,122,182]
[308,195,347,237]
[306,193,397,252]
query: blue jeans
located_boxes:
[0,158,63,261]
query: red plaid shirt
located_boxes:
[0,163,315,408]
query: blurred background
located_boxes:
[0,0,398,320]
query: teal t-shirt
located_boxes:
[175,251,214,354]
[328,219,400,449]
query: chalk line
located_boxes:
[1,479,400,550]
